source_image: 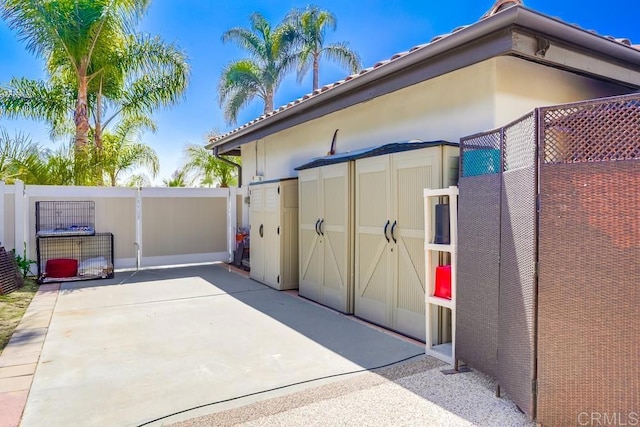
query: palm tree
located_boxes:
[1,0,146,148]
[287,6,361,91]
[182,144,239,188]
[92,34,189,149]
[218,12,297,124]
[125,173,152,187]
[97,118,159,186]
[162,169,191,187]
[0,128,48,183]
[0,0,189,150]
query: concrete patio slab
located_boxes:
[20,264,423,427]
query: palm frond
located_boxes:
[322,42,362,74]
[0,77,74,140]
[181,144,239,187]
[222,26,265,59]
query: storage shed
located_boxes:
[296,141,458,340]
[248,178,298,290]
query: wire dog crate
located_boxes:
[36,201,96,237]
[36,233,114,283]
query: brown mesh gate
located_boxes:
[498,113,538,418]
[456,130,502,378]
[457,93,640,425]
[537,95,640,427]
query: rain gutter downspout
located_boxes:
[214,146,242,187]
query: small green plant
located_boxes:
[12,243,36,278]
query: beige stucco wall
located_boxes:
[240,56,633,186]
[494,56,630,126]
[242,59,499,184]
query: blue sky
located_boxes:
[1,0,639,184]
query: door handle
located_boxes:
[391,220,397,244]
[319,219,324,236]
[315,219,321,235]
[259,224,264,238]
[383,220,390,243]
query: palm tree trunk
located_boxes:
[95,77,103,150]
[313,52,320,91]
[264,90,274,114]
[74,72,90,150]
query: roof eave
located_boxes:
[207,6,640,153]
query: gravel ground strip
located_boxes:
[170,357,534,427]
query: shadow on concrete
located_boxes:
[58,263,423,371]
[45,264,529,427]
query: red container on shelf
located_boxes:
[46,258,78,278]
[434,265,452,299]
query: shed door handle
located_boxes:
[391,220,397,244]
[319,219,324,236]
[259,224,263,238]
[315,219,321,236]
[383,220,390,243]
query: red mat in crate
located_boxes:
[46,258,78,278]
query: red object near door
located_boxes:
[434,265,452,299]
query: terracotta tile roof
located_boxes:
[209,2,639,145]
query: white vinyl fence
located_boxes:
[0,181,246,273]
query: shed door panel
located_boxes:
[355,156,391,327]
[391,150,440,341]
[320,163,351,313]
[263,184,281,287]
[249,187,265,282]
[298,170,322,301]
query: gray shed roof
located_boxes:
[295,140,458,171]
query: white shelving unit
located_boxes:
[424,186,458,365]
